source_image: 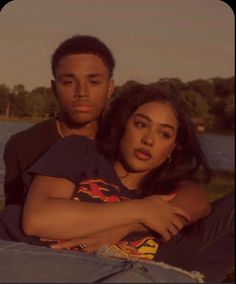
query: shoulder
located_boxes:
[4,119,58,152]
[8,119,57,143]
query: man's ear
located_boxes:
[107,79,114,98]
[51,80,57,98]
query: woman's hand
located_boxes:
[139,193,192,241]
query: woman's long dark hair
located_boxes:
[97,83,211,196]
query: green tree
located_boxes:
[11,84,30,117]
[0,84,11,117]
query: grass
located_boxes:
[205,170,234,201]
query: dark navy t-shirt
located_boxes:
[25,135,139,201]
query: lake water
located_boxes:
[0,120,235,198]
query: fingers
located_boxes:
[160,193,176,202]
[51,239,84,250]
[40,238,57,242]
[50,238,99,253]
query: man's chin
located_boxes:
[62,114,96,128]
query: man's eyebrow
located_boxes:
[87,73,104,78]
[133,113,176,132]
[57,73,104,79]
[57,73,75,78]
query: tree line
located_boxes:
[0,76,234,132]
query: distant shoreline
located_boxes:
[0,117,234,136]
[0,116,46,124]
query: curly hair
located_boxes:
[51,35,115,78]
[97,83,211,196]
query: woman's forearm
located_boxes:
[22,196,143,240]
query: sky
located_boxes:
[0,0,234,91]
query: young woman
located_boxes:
[21,84,210,261]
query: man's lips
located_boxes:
[72,102,92,112]
[133,148,152,161]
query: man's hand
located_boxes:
[47,223,147,252]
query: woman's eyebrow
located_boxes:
[133,113,176,132]
[133,113,151,121]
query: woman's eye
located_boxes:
[159,132,171,139]
[134,121,147,128]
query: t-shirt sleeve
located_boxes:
[23,135,99,186]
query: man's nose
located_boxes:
[73,82,89,98]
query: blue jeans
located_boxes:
[0,239,202,283]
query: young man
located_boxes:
[4,35,115,205]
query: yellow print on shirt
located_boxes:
[109,236,159,260]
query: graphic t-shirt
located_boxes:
[26,135,159,260]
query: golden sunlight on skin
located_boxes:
[114,102,178,189]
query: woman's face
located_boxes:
[119,101,178,175]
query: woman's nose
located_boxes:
[141,132,154,146]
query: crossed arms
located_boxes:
[22,175,211,251]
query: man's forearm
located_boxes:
[170,180,211,223]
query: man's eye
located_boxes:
[62,81,73,86]
[90,80,101,85]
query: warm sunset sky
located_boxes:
[0,0,234,91]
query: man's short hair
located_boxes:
[51,35,115,78]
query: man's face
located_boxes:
[52,54,114,126]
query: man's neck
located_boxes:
[56,118,98,140]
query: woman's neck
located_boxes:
[113,161,147,190]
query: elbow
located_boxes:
[22,211,44,237]
[193,198,212,222]
[203,201,212,217]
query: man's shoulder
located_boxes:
[11,118,56,138]
[5,118,58,149]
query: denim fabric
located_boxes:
[0,239,202,283]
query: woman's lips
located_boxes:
[133,149,152,161]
